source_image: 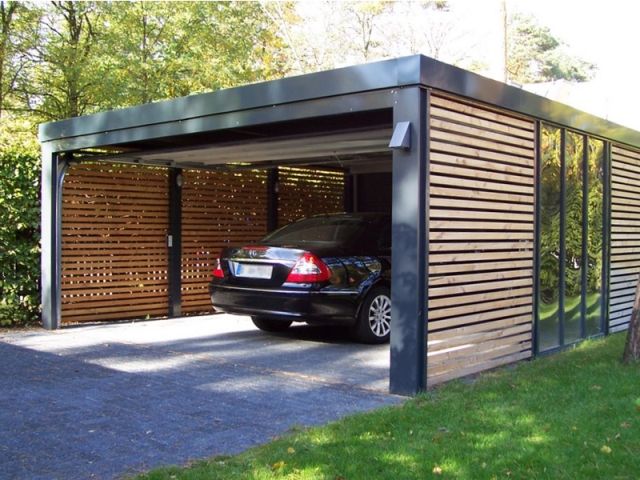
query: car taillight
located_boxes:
[286,252,330,283]
[212,258,225,278]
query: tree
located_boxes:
[0,1,40,117]
[506,14,596,84]
[14,1,102,120]
[266,1,450,75]
[97,1,285,108]
[622,279,640,363]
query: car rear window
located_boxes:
[263,217,369,245]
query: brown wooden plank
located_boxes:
[429,241,534,253]
[430,220,533,231]
[430,286,532,310]
[430,277,532,298]
[430,208,532,223]
[431,173,534,195]
[429,250,532,265]
[428,314,531,341]
[430,94,534,130]
[427,350,531,385]
[430,268,532,287]
[428,334,532,368]
[430,185,532,204]
[429,259,532,276]
[431,117,535,149]
[431,129,534,158]
[430,151,533,176]
[430,140,534,167]
[429,305,533,332]
[430,162,532,187]
[430,295,532,321]
[428,322,531,351]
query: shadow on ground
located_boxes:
[0,315,399,480]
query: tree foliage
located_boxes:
[96,1,285,108]
[0,119,39,326]
[0,1,40,116]
[507,14,596,84]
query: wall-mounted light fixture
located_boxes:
[389,121,411,150]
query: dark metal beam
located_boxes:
[602,142,612,334]
[389,86,428,395]
[41,147,67,330]
[168,168,183,317]
[267,169,279,232]
[39,56,421,143]
[42,91,394,153]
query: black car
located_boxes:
[209,213,391,343]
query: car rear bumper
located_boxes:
[210,284,360,325]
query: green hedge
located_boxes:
[0,133,40,326]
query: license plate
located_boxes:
[235,263,273,279]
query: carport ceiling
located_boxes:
[83,128,392,167]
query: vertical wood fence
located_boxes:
[610,145,640,332]
[61,164,346,323]
[426,93,535,385]
[61,163,170,323]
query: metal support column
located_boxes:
[41,146,67,330]
[168,168,183,317]
[266,168,279,232]
[389,86,429,395]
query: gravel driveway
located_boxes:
[0,315,400,479]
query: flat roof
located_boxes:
[39,54,640,152]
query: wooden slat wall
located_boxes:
[610,146,640,332]
[427,93,535,385]
[181,169,268,314]
[61,163,170,323]
[278,166,346,226]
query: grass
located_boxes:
[138,335,640,480]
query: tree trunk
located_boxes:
[622,277,640,364]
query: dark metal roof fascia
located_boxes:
[418,55,640,149]
[38,55,422,144]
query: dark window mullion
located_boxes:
[580,135,589,338]
[533,121,541,354]
[602,141,612,334]
[559,129,566,346]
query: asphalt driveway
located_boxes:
[0,315,400,479]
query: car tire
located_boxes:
[251,316,293,332]
[352,286,391,344]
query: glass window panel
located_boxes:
[586,138,604,335]
[539,124,562,351]
[564,132,584,343]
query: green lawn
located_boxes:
[138,335,640,480]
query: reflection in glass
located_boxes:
[564,132,584,343]
[539,125,562,350]
[586,138,604,335]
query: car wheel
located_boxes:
[251,316,293,332]
[352,286,391,344]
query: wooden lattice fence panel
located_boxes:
[277,167,345,226]
[427,93,535,385]
[181,169,268,314]
[610,145,640,332]
[61,163,169,323]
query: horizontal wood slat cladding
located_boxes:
[277,167,346,226]
[427,92,535,386]
[61,163,170,323]
[181,169,268,314]
[610,145,640,332]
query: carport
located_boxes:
[40,55,640,395]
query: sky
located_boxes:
[457,0,640,129]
